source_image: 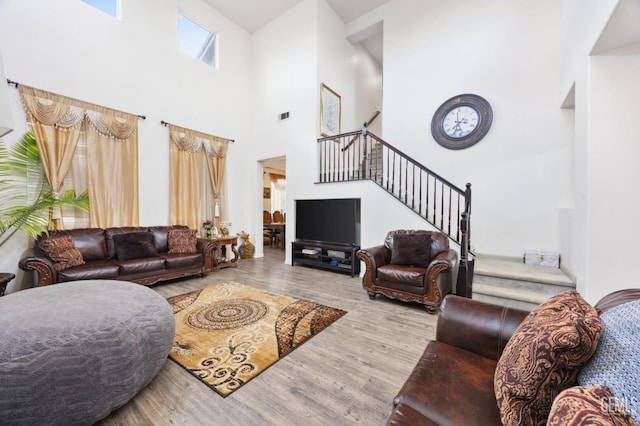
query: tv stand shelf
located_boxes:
[291,240,360,277]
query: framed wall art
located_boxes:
[320,83,341,137]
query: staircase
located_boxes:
[317,128,474,297]
[472,256,575,311]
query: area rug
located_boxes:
[167,281,347,397]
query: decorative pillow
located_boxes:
[390,233,431,268]
[494,290,602,426]
[40,235,85,271]
[578,300,640,422]
[112,231,158,261]
[547,385,636,426]
[168,229,197,254]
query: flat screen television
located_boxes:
[295,198,361,245]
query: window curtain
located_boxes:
[19,85,139,229]
[168,125,228,232]
[19,86,83,229]
[85,110,139,227]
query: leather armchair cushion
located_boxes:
[40,235,85,272]
[494,290,602,426]
[390,233,431,268]
[113,232,158,261]
[547,385,636,426]
[377,264,425,287]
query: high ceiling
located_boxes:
[202,0,390,33]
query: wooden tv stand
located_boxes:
[291,240,360,277]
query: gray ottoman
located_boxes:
[0,280,175,425]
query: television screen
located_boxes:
[295,198,360,245]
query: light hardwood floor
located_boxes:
[97,247,438,426]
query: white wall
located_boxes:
[584,44,640,303]
[358,0,572,259]
[249,0,384,261]
[0,0,252,292]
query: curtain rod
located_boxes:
[161,120,235,143]
[6,78,146,120]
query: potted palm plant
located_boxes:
[0,131,89,248]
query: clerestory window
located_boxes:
[178,13,217,68]
[81,0,118,18]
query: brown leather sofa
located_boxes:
[386,289,640,426]
[19,226,217,287]
[357,230,458,314]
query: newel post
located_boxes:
[456,183,474,298]
[360,123,368,179]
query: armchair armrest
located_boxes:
[357,245,391,269]
[436,295,530,361]
[19,247,58,286]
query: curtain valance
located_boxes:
[168,124,229,158]
[19,85,138,141]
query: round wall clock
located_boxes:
[431,94,493,150]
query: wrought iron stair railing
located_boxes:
[317,128,474,297]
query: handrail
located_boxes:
[316,127,474,297]
[366,132,466,196]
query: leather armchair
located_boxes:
[357,230,458,314]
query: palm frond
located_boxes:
[0,131,90,248]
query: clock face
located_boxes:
[442,106,480,139]
[431,94,493,150]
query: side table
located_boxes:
[0,273,16,297]
[209,236,239,271]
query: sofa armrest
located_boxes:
[196,238,217,272]
[435,295,530,361]
[19,247,58,286]
[594,288,640,314]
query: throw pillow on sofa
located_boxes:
[113,232,158,261]
[547,385,636,426]
[577,300,640,422]
[390,233,431,268]
[494,290,602,426]
[40,235,85,271]
[168,229,197,254]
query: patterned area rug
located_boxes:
[167,282,347,397]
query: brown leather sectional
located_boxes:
[386,289,640,425]
[19,226,217,287]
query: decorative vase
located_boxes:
[237,231,255,259]
[205,229,212,238]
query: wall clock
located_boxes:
[431,94,493,150]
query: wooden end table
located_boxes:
[0,273,16,297]
[209,236,239,271]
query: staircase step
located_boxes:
[471,256,575,311]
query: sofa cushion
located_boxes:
[40,235,85,272]
[163,252,202,270]
[58,260,121,282]
[494,290,602,426]
[577,300,640,422]
[390,233,431,268]
[547,385,636,426]
[168,229,197,254]
[116,257,166,275]
[112,232,158,261]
